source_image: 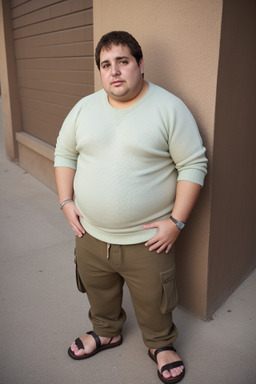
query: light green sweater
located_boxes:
[54,82,207,244]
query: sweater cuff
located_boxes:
[54,156,77,170]
[177,169,206,187]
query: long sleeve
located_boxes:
[54,99,84,169]
[167,97,207,186]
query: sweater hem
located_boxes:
[81,220,158,245]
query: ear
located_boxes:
[139,58,144,75]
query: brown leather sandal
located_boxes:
[68,330,123,360]
[148,346,185,384]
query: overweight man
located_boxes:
[54,31,207,384]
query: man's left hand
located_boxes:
[143,219,181,254]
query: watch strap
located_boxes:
[170,215,185,229]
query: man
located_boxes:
[54,31,207,384]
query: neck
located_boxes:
[108,80,149,109]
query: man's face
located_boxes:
[99,44,144,105]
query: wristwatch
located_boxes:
[170,215,185,230]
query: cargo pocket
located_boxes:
[160,267,178,314]
[74,248,86,293]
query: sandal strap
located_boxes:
[86,331,101,349]
[161,360,184,374]
[155,346,176,358]
[74,337,84,350]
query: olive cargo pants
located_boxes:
[75,232,178,349]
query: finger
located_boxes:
[71,213,84,228]
[165,244,173,253]
[148,241,163,252]
[70,219,85,236]
[145,236,159,247]
[76,224,86,235]
[143,222,159,230]
[156,243,168,254]
[75,207,84,218]
[74,218,85,231]
[71,225,80,237]
[72,225,84,238]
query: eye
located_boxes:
[120,60,128,65]
[102,63,110,69]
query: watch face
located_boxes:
[170,216,185,230]
[177,221,185,230]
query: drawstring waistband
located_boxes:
[107,243,111,259]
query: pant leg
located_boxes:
[75,233,126,337]
[119,243,179,349]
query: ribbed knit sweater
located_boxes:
[54,82,207,244]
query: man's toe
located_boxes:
[162,366,184,379]
[162,369,172,379]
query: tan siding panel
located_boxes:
[13,9,93,39]
[12,0,92,23]
[11,1,61,16]
[18,77,93,97]
[20,97,70,118]
[11,0,29,8]
[15,41,93,59]
[21,106,64,133]
[14,25,93,48]
[21,111,62,146]
[17,57,93,71]
[18,68,94,85]
[11,0,94,144]
[20,88,81,109]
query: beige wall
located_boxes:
[208,0,256,315]
[93,0,223,319]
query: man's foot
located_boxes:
[68,330,122,360]
[149,346,185,383]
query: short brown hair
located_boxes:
[95,31,143,69]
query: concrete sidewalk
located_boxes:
[0,97,256,384]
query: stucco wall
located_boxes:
[208,0,256,315]
[93,0,223,318]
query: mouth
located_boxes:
[111,80,124,86]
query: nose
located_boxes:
[111,63,121,76]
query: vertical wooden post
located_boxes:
[0,0,22,160]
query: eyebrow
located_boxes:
[100,56,129,66]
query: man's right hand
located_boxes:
[62,201,86,238]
